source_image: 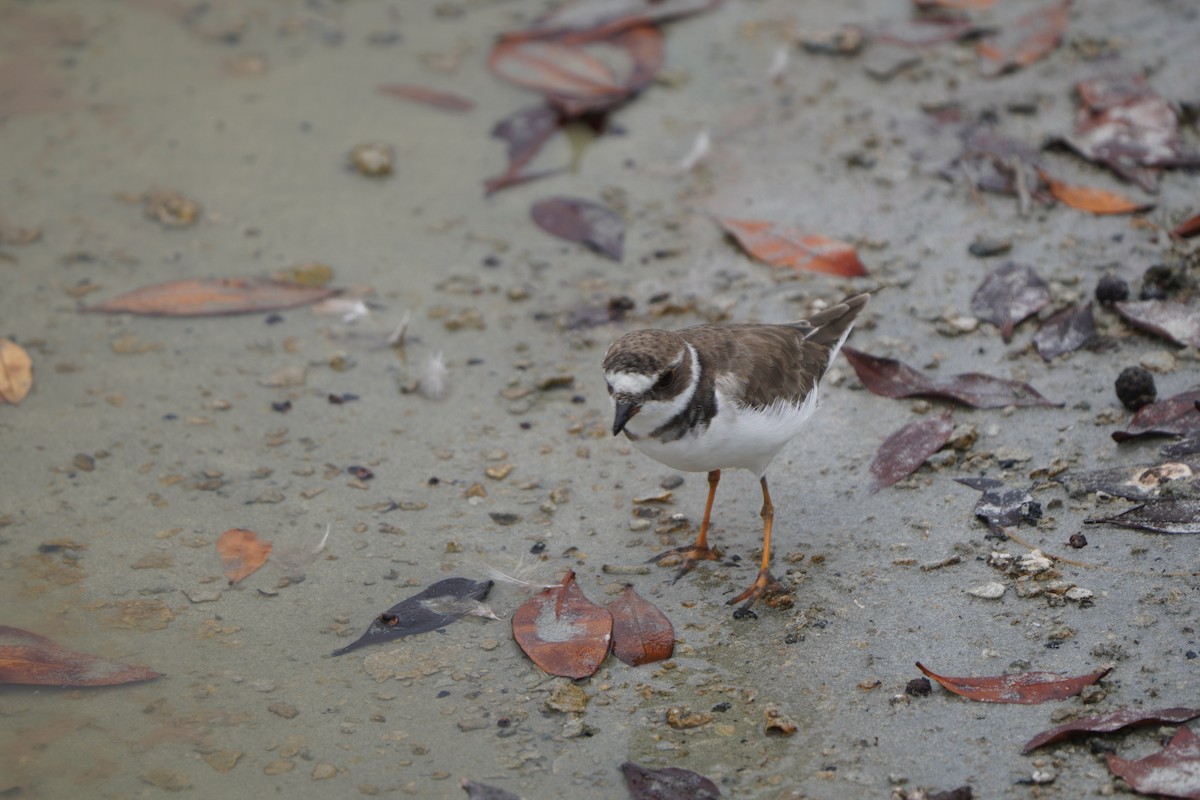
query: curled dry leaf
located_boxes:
[1039,171,1154,215]
[81,277,339,317]
[621,761,722,800]
[1085,499,1200,535]
[377,84,474,112]
[606,584,674,666]
[511,570,612,679]
[977,2,1068,78]
[916,661,1111,704]
[1112,387,1200,442]
[971,262,1051,342]
[869,410,954,492]
[1062,461,1196,501]
[1106,725,1200,800]
[332,577,494,657]
[1114,300,1200,348]
[843,348,1061,409]
[215,528,273,583]
[715,217,866,277]
[1033,303,1096,361]
[0,625,162,687]
[1023,707,1200,754]
[0,337,33,405]
[531,196,625,261]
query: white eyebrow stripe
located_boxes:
[607,372,655,396]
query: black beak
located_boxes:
[612,398,639,436]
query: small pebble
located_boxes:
[905,678,932,697]
[968,236,1012,258]
[311,763,337,780]
[1067,532,1087,549]
[1095,274,1129,305]
[1115,366,1156,410]
[349,143,394,177]
[967,582,1006,600]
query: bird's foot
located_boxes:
[647,543,722,584]
[727,569,788,615]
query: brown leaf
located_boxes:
[977,2,1068,77]
[1112,387,1200,442]
[511,570,612,679]
[843,348,1061,409]
[0,338,33,405]
[869,411,954,492]
[1173,212,1200,239]
[81,278,339,317]
[531,197,625,261]
[215,528,273,583]
[1114,300,1200,348]
[524,0,722,44]
[1106,725,1200,799]
[0,625,162,687]
[485,104,565,195]
[606,585,674,666]
[1033,302,1097,361]
[716,217,867,277]
[971,262,1051,342]
[621,761,722,800]
[916,661,1111,704]
[1086,499,1200,535]
[1024,707,1200,754]
[1040,171,1154,215]
[377,84,474,112]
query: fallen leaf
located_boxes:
[531,197,625,261]
[869,410,954,492]
[843,348,1061,408]
[956,477,1038,528]
[1033,302,1097,361]
[1086,499,1200,535]
[489,38,626,110]
[524,0,722,43]
[1163,435,1200,458]
[485,103,566,194]
[606,584,674,666]
[1024,707,1200,754]
[957,128,1051,202]
[1106,725,1200,799]
[914,0,994,9]
[971,262,1051,342]
[377,83,474,112]
[460,778,523,800]
[512,570,612,679]
[0,338,33,405]
[872,17,979,49]
[716,217,867,277]
[1114,300,1200,348]
[621,761,722,800]
[916,662,1111,704]
[1062,462,1195,501]
[977,2,1068,77]
[0,625,162,687]
[1173,212,1200,239]
[332,577,494,657]
[1039,171,1154,215]
[215,528,272,583]
[1112,387,1200,442]
[81,278,339,317]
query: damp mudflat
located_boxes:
[2,1,1199,798]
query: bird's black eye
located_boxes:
[654,369,674,390]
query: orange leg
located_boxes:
[648,469,722,581]
[727,475,784,611]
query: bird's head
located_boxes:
[601,329,690,437]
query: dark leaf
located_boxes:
[607,584,674,666]
[0,625,162,687]
[1106,725,1200,799]
[957,128,1051,202]
[1062,461,1196,500]
[461,778,523,800]
[843,348,1061,409]
[1085,499,1200,535]
[869,410,955,492]
[1112,387,1200,442]
[1115,300,1200,348]
[378,84,474,112]
[977,2,1067,77]
[621,761,722,800]
[1162,435,1200,458]
[81,277,339,317]
[531,197,625,261]
[1173,212,1200,239]
[956,477,1037,527]
[915,662,1111,704]
[512,570,613,679]
[1033,302,1096,361]
[485,104,565,195]
[332,577,494,657]
[1023,707,1200,754]
[716,216,867,277]
[216,528,272,584]
[970,262,1051,342]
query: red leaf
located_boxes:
[1024,707,1200,754]
[511,571,612,679]
[716,217,866,277]
[377,84,474,112]
[1112,387,1200,442]
[607,585,674,666]
[843,348,1061,408]
[485,104,565,195]
[977,3,1068,77]
[1033,302,1097,361]
[1106,725,1200,799]
[81,277,338,317]
[0,625,162,687]
[1115,300,1200,348]
[215,528,272,583]
[621,761,722,800]
[869,411,954,492]
[531,197,625,261]
[1173,212,1200,239]
[916,661,1111,704]
[971,262,1051,342]
[1039,171,1155,215]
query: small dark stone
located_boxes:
[732,606,758,620]
[1115,366,1156,410]
[906,677,933,697]
[1090,739,1118,755]
[1140,263,1186,300]
[571,395,586,404]
[490,512,520,526]
[1067,532,1088,549]
[607,296,635,315]
[967,237,1012,258]
[712,702,732,712]
[660,475,685,490]
[427,476,440,486]
[482,255,502,268]
[1094,274,1129,305]
[1186,651,1197,660]
[271,401,292,413]
[348,465,374,480]
[265,313,284,325]
[529,541,546,554]
[519,421,532,430]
